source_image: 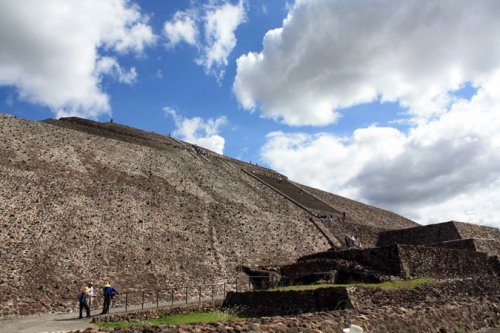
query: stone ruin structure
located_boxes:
[0,114,498,331]
[218,221,499,332]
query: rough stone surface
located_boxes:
[72,299,499,333]
[0,115,414,317]
[294,244,495,280]
[223,277,499,317]
[223,287,352,316]
[377,221,500,248]
[76,278,499,333]
[298,184,417,230]
[74,278,500,333]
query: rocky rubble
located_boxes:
[81,277,499,333]
[72,299,498,333]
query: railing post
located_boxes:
[248,279,251,291]
[185,286,188,304]
[211,284,214,301]
[171,289,174,306]
[156,290,159,308]
[125,292,128,312]
[198,285,201,303]
[141,290,145,310]
[235,279,238,292]
[223,283,226,298]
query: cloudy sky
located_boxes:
[1,0,499,228]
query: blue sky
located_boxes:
[1,0,500,228]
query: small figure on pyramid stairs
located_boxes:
[78,286,91,319]
[345,235,363,249]
[101,281,119,315]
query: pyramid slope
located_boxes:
[0,114,416,316]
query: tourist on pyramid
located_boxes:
[101,281,119,315]
[87,282,96,309]
[78,286,91,319]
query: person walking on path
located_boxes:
[101,281,119,315]
[78,287,91,319]
[87,282,96,310]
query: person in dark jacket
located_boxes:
[78,287,91,319]
[101,281,118,314]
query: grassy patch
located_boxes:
[96,311,245,328]
[270,277,433,292]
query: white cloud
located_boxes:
[95,57,137,85]
[164,107,227,154]
[234,0,500,126]
[261,71,500,228]
[163,11,198,48]
[196,0,246,80]
[0,0,155,119]
[163,1,246,80]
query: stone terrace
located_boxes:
[377,221,500,257]
[286,244,495,282]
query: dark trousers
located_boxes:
[79,302,90,318]
[102,296,111,314]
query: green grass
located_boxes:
[269,277,433,292]
[96,311,245,328]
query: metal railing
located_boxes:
[88,272,337,313]
[90,279,256,313]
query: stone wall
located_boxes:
[453,221,500,240]
[427,238,500,257]
[348,277,499,308]
[377,221,500,248]
[285,244,495,282]
[296,246,403,276]
[398,245,493,279]
[474,238,500,257]
[76,299,499,333]
[222,288,352,316]
[377,221,461,247]
[224,277,499,318]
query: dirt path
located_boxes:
[0,311,95,333]
[0,296,224,333]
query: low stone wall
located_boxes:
[224,277,499,318]
[474,238,500,257]
[223,288,352,316]
[376,221,500,249]
[93,300,222,323]
[348,277,499,309]
[77,299,499,333]
[454,221,500,240]
[377,221,461,247]
[297,246,402,276]
[425,238,500,257]
[398,245,492,279]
